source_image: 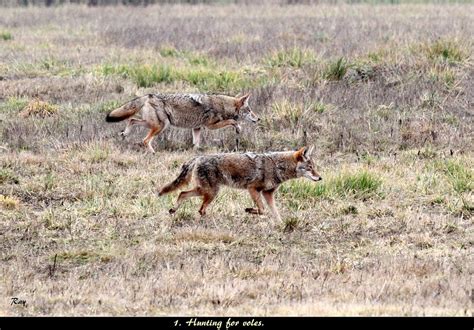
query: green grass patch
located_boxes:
[134,65,174,87]
[281,170,382,201]
[0,169,20,185]
[180,68,246,92]
[324,57,350,80]
[99,63,256,91]
[266,47,316,68]
[424,39,467,64]
[434,159,472,193]
[100,63,174,87]
[0,31,13,41]
[97,100,122,113]
[330,171,383,198]
[0,97,29,114]
[159,45,180,58]
[280,179,327,199]
[159,46,211,66]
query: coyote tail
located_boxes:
[105,95,151,123]
[158,158,197,196]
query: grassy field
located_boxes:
[0,4,473,316]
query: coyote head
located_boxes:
[294,146,322,182]
[235,93,259,123]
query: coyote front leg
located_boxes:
[206,120,241,150]
[245,188,265,215]
[206,119,240,131]
[262,188,281,222]
[192,128,202,148]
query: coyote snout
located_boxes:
[240,103,259,123]
[296,146,322,182]
[159,146,322,222]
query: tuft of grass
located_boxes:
[435,160,473,193]
[0,195,20,210]
[43,172,56,191]
[18,99,58,118]
[266,47,315,68]
[271,100,304,126]
[100,63,174,87]
[281,170,382,201]
[159,46,211,66]
[280,179,327,200]
[159,45,180,58]
[425,39,467,64]
[0,169,20,184]
[282,216,299,233]
[97,100,122,113]
[324,57,349,80]
[429,66,458,89]
[99,63,252,91]
[179,68,248,92]
[0,31,13,41]
[134,65,174,87]
[187,53,211,67]
[0,97,29,114]
[340,204,358,215]
[330,171,382,198]
[84,145,110,163]
[309,101,331,114]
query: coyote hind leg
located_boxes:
[169,188,202,214]
[142,119,170,154]
[198,189,219,217]
[120,118,147,139]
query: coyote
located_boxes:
[105,93,258,153]
[158,146,322,221]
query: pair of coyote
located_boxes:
[106,93,322,221]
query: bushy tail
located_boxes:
[158,159,197,196]
[105,94,152,123]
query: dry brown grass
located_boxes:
[0,3,473,316]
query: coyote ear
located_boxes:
[293,147,307,162]
[235,93,250,110]
[304,146,314,159]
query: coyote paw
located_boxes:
[245,208,262,215]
